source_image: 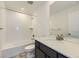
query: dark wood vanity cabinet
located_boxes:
[35,40,68,58]
[35,47,45,58]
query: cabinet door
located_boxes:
[35,47,45,58]
[40,42,57,58]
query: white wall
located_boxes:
[0,8,6,47]
[0,2,6,57]
[32,2,50,37]
[0,9,33,49]
[50,4,79,36]
[50,10,68,36]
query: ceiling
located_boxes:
[3,1,79,16]
[4,1,48,15]
[50,1,79,15]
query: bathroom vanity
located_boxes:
[35,40,68,58]
[35,36,79,58]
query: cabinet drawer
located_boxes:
[40,43,57,58]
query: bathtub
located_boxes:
[0,40,34,58]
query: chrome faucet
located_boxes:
[56,34,64,40]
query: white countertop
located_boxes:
[35,36,79,58]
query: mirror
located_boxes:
[50,1,79,38]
